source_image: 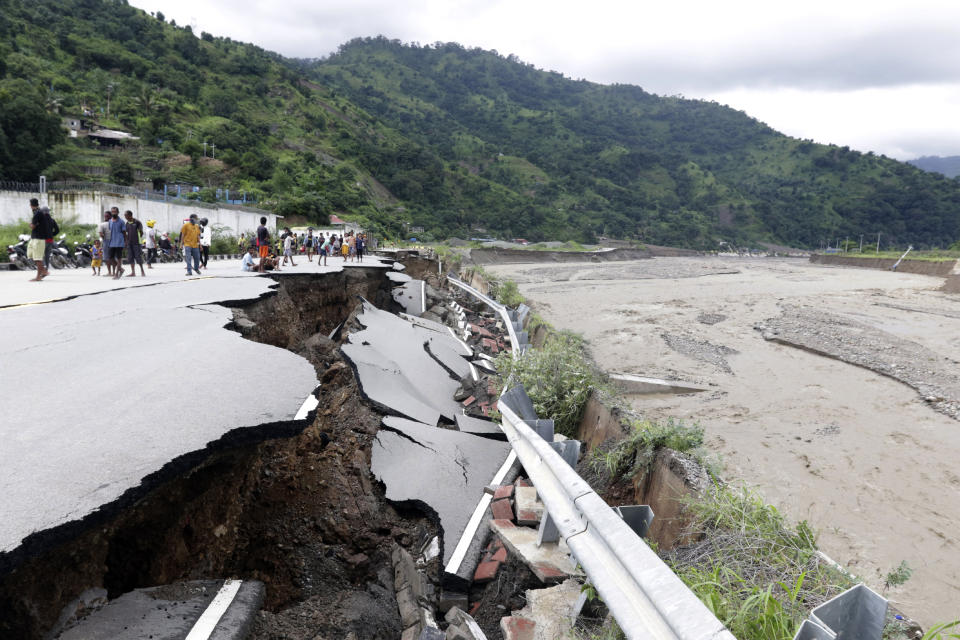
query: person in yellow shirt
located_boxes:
[178,213,202,276]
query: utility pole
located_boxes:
[211,143,216,159]
[203,141,207,158]
[844,237,848,253]
[106,83,113,118]
[876,232,881,253]
[859,234,863,253]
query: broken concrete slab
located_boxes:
[444,607,488,640]
[489,520,580,583]
[372,417,511,567]
[508,579,582,640]
[55,579,264,640]
[500,616,536,640]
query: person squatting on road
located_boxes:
[179,214,203,276]
[123,211,146,277]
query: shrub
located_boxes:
[495,331,604,436]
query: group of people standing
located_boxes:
[241,220,369,272]
[93,209,213,278]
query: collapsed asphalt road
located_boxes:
[0,257,520,639]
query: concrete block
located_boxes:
[511,579,581,640]
[420,628,446,640]
[438,590,468,614]
[489,519,580,583]
[403,624,423,640]
[515,486,543,525]
[500,616,536,640]
[397,586,420,628]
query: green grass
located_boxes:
[824,250,960,262]
[664,485,855,640]
[591,418,707,481]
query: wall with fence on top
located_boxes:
[0,184,278,239]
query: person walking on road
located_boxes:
[123,211,146,277]
[98,211,114,276]
[319,234,330,267]
[281,227,297,267]
[91,239,102,275]
[179,213,202,276]
[305,228,315,262]
[107,209,127,280]
[144,219,157,268]
[199,218,211,269]
[38,203,59,272]
[27,198,49,281]
[256,217,270,273]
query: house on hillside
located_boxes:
[87,128,140,147]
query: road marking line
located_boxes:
[184,579,242,640]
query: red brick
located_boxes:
[468,602,482,616]
[501,617,536,640]
[493,485,514,500]
[516,509,539,524]
[532,564,568,581]
[491,518,516,528]
[490,498,514,521]
[473,559,501,583]
[491,546,507,563]
[462,396,476,407]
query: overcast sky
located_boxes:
[129,0,960,160]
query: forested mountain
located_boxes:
[908,156,960,179]
[3,0,960,248]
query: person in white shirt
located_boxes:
[144,219,158,269]
[199,218,212,269]
[241,246,257,272]
[280,228,297,266]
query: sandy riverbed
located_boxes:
[486,256,960,626]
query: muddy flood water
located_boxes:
[487,256,960,626]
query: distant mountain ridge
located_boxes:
[907,156,960,179]
[3,1,960,249]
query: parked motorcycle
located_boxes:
[49,234,76,269]
[74,235,94,267]
[7,234,35,271]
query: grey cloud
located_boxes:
[584,25,960,93]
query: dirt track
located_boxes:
[487,256,960,626]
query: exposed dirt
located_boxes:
[488,256,960,626]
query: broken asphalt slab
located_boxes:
[55,579,264,640]
[341,301,464,425]
[0,276,318,569]
[371,417,511,568]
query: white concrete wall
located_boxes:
[0,188,278,239]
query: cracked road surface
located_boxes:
[0,269,318,565]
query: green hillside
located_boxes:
[2,1,960,248]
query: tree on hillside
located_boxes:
[0,78,65,181]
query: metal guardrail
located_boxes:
[446,275,523,356]
[498,393,735,640]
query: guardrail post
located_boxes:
[522,419,554,442]
[793,620,836,640]
[500,386,538,421]
[614,506,654,539]
[810,584,887,640]
[537,511,560,546]
[550,440,580,469]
